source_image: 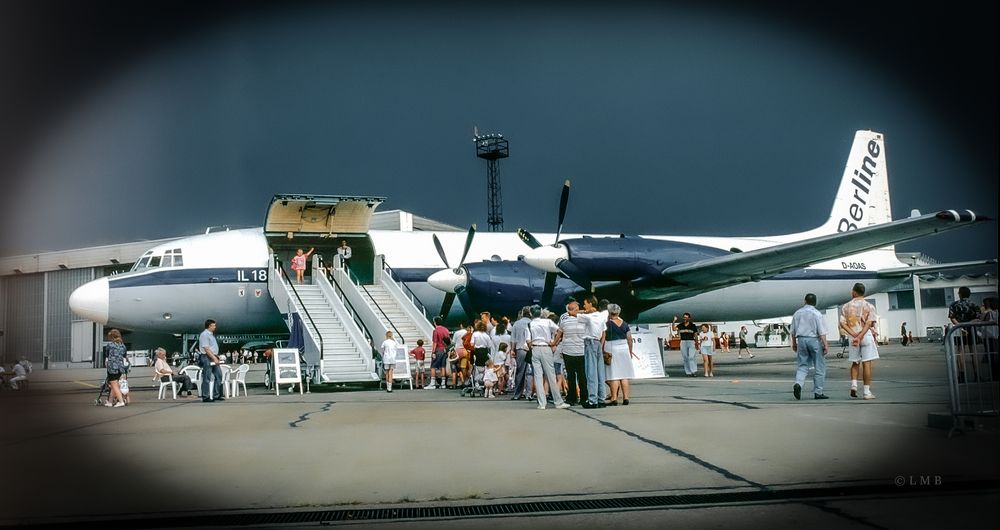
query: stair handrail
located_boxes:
[381,260,432,322]
[342,260,405,345]
[318,256,378,365]
[273,257,323,358]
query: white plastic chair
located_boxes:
[220,365,233,398]
[157,373,177,400]
[230,364,250,397]
[180,365,202,396]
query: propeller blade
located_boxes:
[457,224,477,267]
[557,259,592,292]
[517,228,543,249]
[555,180,570,242]
[457,289,477,322]
[432,233,450,269]
[540,272,558,308]
[439,292,456,319]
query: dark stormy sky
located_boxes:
[0,0,996,262]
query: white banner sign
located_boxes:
[630,331,665,379]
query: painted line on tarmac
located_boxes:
[289,401,336,428]
[74,380,101,389]
[568,409,768,490]
[0,402,191,448]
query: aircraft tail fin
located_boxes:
[819,130,893,235]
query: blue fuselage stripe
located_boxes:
[109,268,266,288]
[108,266,880,290]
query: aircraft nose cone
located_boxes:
[523,244,569,273]
[69,277,109,325]
[428,268,467,293]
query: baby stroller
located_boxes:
[94,358,131,405]
[837,335,849,358]
[94,374,111,406]
[461,348,490,397]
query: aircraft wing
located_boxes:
[659,210,987,289]
[875,259,997,279]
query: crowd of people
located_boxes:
[93,281,995,408]
[382,295,639,409]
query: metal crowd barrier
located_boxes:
[944,321,999,436]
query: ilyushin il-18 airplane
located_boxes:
[69,130,990,337]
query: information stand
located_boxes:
[385,346,413,390]
[630,330,666,379]
[272,348,303,396]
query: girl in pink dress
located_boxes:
[291,247,315,284]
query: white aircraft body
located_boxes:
[69,131,988,335]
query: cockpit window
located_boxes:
[131,248,183,271]
[132,251,153,271]
[162,249,184,267]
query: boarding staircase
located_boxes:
[327,255,434,356]
[268,255,378,383]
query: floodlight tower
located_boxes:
[474,132,509,232]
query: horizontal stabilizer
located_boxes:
[876,259,997,278]
[661,210,988,289]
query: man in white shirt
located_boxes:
[790,293,829,400]
[8,361,27,390]
[509,307,533,400]
[554,301,587,406]
[528,305,571,410]
[580,296,609,408]
[337,240,353,270]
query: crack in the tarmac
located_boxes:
[568,409,768,491]
[672,396,760,409]
[289,401,335,428]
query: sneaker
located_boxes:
[425,384,436,390]
[582,402,596,409]
[738,355,743,359]
[387,387,393,393]
[850,387,858,399]
[104,402,113,407]
[597,402,607,408]
[863,393,876,400]
[537,405,546,410]
[113,402,125,408]
[749,354,755,358]
[793,383,801,400]
[814,394,829,400]
[556,403,571,409]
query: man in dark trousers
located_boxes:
[673,313,699,376]
[510,306,532,400]
[199,319,225,402]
